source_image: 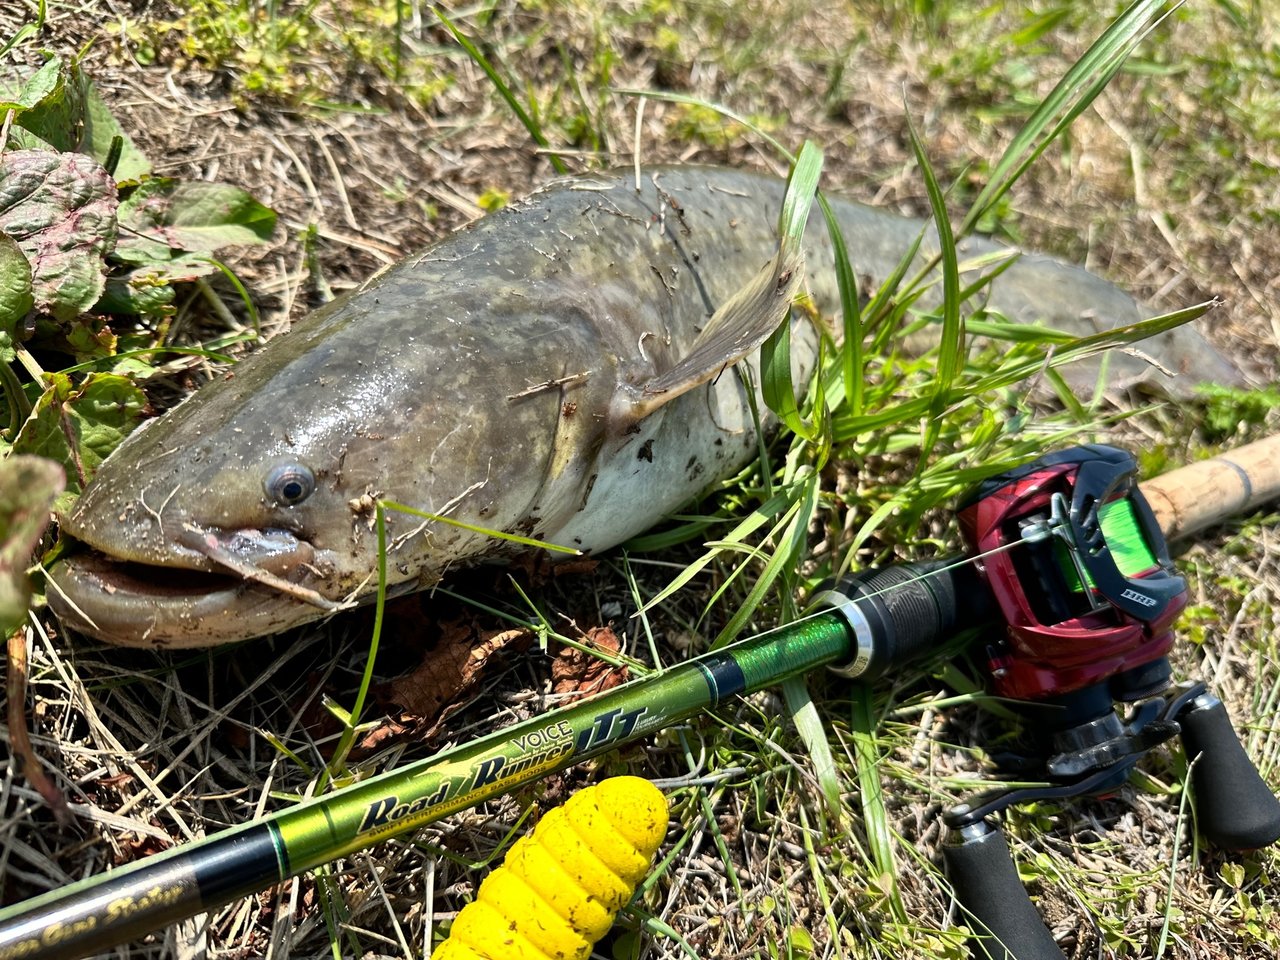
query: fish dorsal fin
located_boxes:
[627,244,804,420]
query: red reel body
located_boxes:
[958,447,1186,701]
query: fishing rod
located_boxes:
[2,438,1280,960]
[0,587,881,960]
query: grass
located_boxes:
[1,1,1279,959]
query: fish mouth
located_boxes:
[47,524,348,649]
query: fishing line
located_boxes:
[663,536,1038,646]
[434,535,1043,658]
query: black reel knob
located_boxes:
[1178,692,1280,850]
[942,821,1067,960]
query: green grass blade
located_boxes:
[778,141,823,244]
[833,397,933,444]
[815,193,865,416]
[965,299,1216,393]
[796,803,841,948]
[862,230,926,353]
[1008,7,1073,46]
[832,298,1211,444]
[637,485,804,615]
[762,141,823,441]
[705,502,803,644]
[319,502,389,783]
[960,0,1174,237]
[711,469,819,648]
[850,682,905,922]
[904,111,963,469]
[622,511,728,553]
[435,9,567,175]
[379,499,581,554]
[962,318,1076,344]
[199,256,262,337]
[782,675,843,820]
[0,23,37,60]
[760,313,812,441]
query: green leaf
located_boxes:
[2,126,56,154]
[11,372,147,511]
[0,455,64,634]
[63,317,117,359]
[7,57,83,154]
[0,57,151,178]
[115,179,276,258]
[787,924,815,956]
[0,56,61,113]
[96,268,181,317]
[0,234,33,361]
[0,150,118,323]
[95,255,217,317]
[81,80,151,180]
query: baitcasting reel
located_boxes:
[814,445,1280,960]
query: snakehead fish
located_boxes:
[46,166,1238,648]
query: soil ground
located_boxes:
[1,2,1278,959]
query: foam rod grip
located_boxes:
[942,824,1067,960]
[1179,696,1280,850]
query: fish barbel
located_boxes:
[47,166,1240,647]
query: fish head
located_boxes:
[48,363,371,650]
[46,272,589,648]
[47,315,444,648]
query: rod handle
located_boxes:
[1178,694,1280,850]
[1139,434,1280,541]
[942,821,1067,960]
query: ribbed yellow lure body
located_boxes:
[432,776,669,960]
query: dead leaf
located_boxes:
[551,625,628,701]
[506,551,599,586]
[0,455,64,633]
[351,714,415,757]
[359,620,533,751]
[551,557,600,578]
[112,830,171,865]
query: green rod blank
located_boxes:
[0,612,852,960]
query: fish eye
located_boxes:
[265,464,315,506]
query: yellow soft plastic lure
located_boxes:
[432,776,669,960]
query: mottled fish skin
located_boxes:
[47,167,1240,647]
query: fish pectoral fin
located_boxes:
[628,243,804,420]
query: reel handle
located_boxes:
[1178,693,1280,850]
[942,821,1067,960]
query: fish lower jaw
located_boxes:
[46,547,331,648]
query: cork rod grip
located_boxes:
[1139,434,1280,541]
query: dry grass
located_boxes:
[1,1,1278,958]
